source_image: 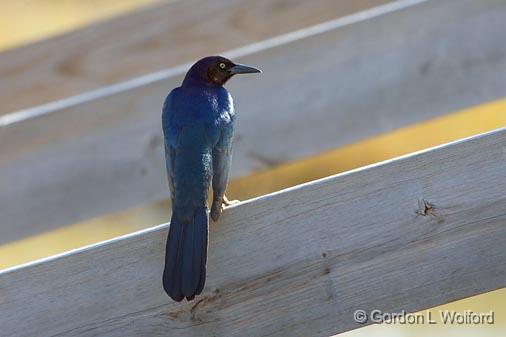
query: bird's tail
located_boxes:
[163,207,208,301]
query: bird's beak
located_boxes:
[229,63,262,75]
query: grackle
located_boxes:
[162,56,261,301]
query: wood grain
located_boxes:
[0,0,389,115]
[0,127,504,337]
[2,0,506,241]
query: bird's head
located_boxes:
[182,56,261,87]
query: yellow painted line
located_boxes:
[0,201,168,269]
[0,98,505,270]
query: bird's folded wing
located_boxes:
[212,123,234,199]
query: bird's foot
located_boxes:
[211,195,240,222]
[222,195,240,207]
[211,196,239,221]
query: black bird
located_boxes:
[162,56,261,301]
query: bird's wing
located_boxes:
[211,121,234,201]
[162,90,178,201]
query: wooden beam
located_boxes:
[2,0,506,241]
[0,0,390,115]
[0,128,505,337]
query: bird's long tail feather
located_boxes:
[163,207,208,301]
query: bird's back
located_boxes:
[163,86,234,218]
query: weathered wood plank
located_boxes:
[0,0,389,115]
[0,128,505,337]
[2,0,506,241]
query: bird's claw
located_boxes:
[210,195,240,222]
[222,195,240,207]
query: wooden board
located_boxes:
[2,0,506,242]
[0,0,390,115]
[0,127,505,337]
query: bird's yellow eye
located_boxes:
[219,63,226,69]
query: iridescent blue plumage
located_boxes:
[162,56,260,301]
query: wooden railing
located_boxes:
[1,127,504,336]
[0,0,391,115]
[0,0,505,336]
